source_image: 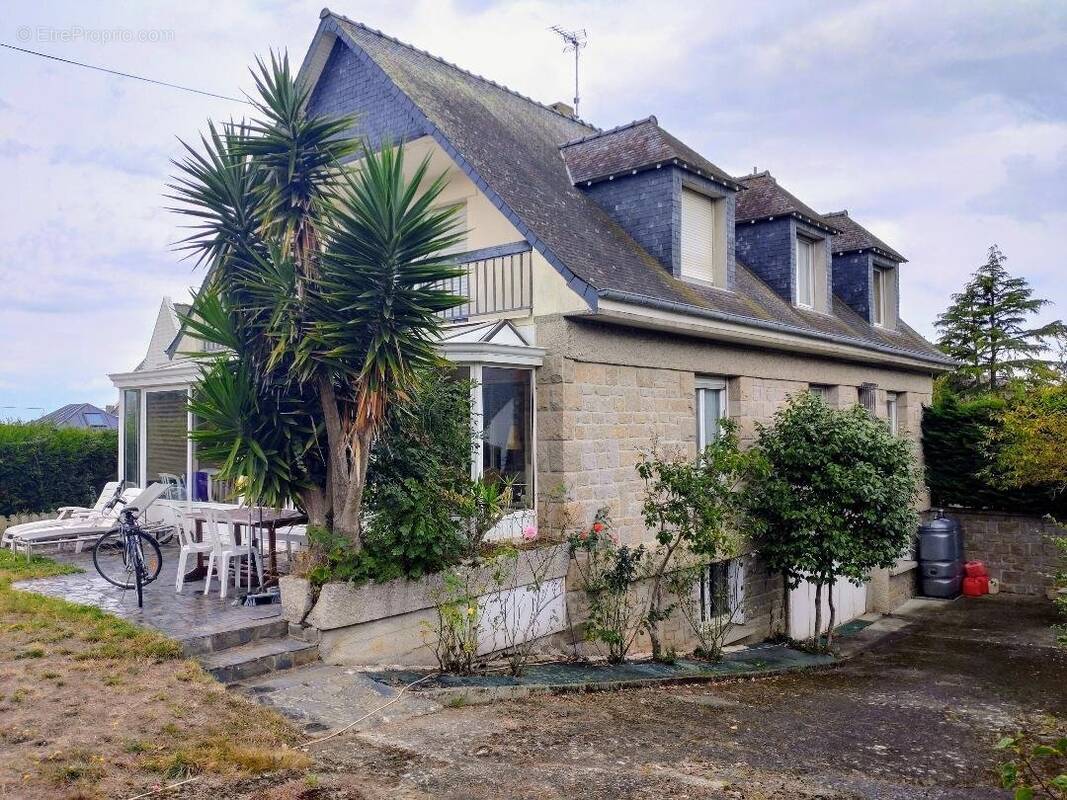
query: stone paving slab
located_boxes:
[237,663,441,734]
[12,548,282,644]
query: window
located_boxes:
[84,412,108,428]
[796,236,816,308]
[481,367,533,507]
[145,390,188,496]
[886,392,899,434]
[680,188,717,284]
[696,377,728,449]
[700,557,745,624]
[122,389,140,487]
[872,267,886,326]
[809,384,833,403]
[859,384,877,415]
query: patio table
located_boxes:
[180,504,305,587]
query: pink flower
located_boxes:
[522,525,538,541]
[592,522,604,534]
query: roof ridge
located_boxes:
[738,169,774,183]
[823,209,849,217]
[323,8,600,132]
[559,116,659,149]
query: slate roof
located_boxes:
[735,171,840,233]
[308,11,949,367]
[561,117,741,189]
[823,211,907,263]
[37,403,117,430]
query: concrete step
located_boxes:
[199,637,320,684]
[180,617,290,658]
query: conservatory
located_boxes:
[109,300,544,535]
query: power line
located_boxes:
[0,42,250,104]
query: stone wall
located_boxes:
[948,509,1065,596]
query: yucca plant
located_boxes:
[168,51,465,545]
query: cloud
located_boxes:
[0,0,1064,415]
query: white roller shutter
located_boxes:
[681,188,716,283]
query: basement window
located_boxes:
[700,557,746,624]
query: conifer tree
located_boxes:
[936,245,1064,393]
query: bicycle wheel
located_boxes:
[93,530,163,589]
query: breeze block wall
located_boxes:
[735,216,795,303]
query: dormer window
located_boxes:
[796,236,816,309]
[681,188,717,285]
[872,266,887,327]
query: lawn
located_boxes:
[0,550,308,800]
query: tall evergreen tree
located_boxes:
[935,245,1065,393]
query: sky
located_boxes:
[1,0,1065,419]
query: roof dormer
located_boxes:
[824,210,907,330]
[733,172,839,314]
[561,117,741,290]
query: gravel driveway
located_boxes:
[194,594,1066,799]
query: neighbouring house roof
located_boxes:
[561,117,741,190]
[735,171,840,234]
[823,210,907,263]
[37,403,117,430]
[300,10,950,368]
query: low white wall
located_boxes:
[289,543,570,667]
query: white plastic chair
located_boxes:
[175,510,214,593]
[203,509,263,599]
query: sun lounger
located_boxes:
[2,485,143,553]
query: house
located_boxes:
[110,9,952,648]
[37,403,117,430]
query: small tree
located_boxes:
[636,423,748,662]
[744,392,920,649]
[172,53,465,546]
[936,244,1065,394]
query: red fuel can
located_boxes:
[962,575,989,597]
[964,561,988,578]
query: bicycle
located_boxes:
[92,482,168,608]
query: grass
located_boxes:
[0,549,308,798]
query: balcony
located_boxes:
[435,242,533,321]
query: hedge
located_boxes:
[0,423,118,516]
[922,392,1067,517]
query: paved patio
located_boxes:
[12,543,284,644]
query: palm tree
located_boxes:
[169,52,465,546]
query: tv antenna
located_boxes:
[550,25,587,117]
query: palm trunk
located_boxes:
[300,486,330,529]
[335,426,373,547]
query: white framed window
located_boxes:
[700,557,746,625]
[466,364,535,509]
[680,188,717,285]
[796,236,816,308]
[886,391,899,435]
[872,267,886,327]
[696,376,728,449]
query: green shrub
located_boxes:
[0,423,117,516]
[922,388,1067,516]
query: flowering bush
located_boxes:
[569,508,650,663]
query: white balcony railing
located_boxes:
[434,242,533,321]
